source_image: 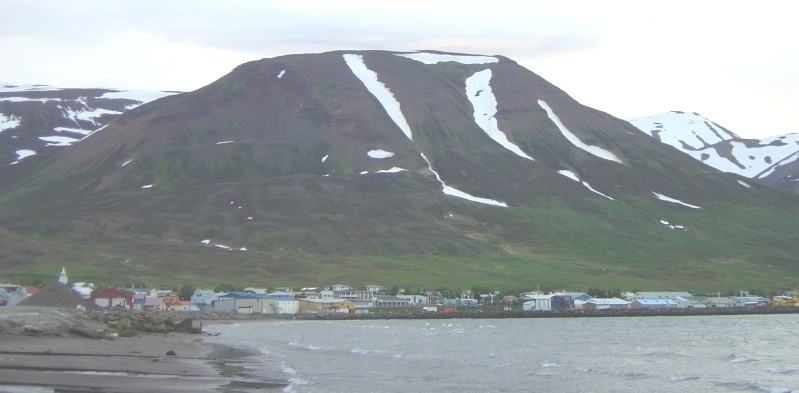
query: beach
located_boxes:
[0,320,287,392]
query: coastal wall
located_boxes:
[2,306,799,338]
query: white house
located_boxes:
[397,295,427,304]
[264,293,299,314]
[625,292,693,301]
[191,289,226,308]
[631,299,677,308]
[584,298,631,310]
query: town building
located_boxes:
[213,292,268,313]
[521,294,552,311]
[631,299,678,308]
[90,288,135,309]
[58,267,68,285]
[170,300,199,311]
[298,298,355,314]
[583,298,631,310]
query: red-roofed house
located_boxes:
[90,289,135,309]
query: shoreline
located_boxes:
[0,332,289,392]
[194,305,799,323]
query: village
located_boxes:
[2,268,797,315]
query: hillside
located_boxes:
[1,51,798,293]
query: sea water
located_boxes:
[203,314,799,392]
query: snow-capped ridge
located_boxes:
[628,111,799,185]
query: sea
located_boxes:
[203,314,799,393]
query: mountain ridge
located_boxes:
[627,111,799,194]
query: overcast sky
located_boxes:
[2,1,796,139]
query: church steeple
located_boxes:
[58,267,68,285]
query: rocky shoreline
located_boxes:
[301,305,799,320]
[2,305,799,338]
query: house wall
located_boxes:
[298,299,355,314]
[213,298,236,313]
[94,297,130,309]
[521,296,552,311]
[232,298,265,313]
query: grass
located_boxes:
[2,196,797,295]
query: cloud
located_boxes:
[2,0,799,137]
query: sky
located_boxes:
[2,1,797,139]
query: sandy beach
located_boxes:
[0,328,287,392]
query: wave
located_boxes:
[669,375,700,382]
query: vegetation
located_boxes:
[1,194,798,295]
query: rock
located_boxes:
[165,350,177,356]
[23,325,43,336]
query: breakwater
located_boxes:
[293,306,799,320]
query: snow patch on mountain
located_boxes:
[557,170,614,200]
[376,167,406,173]
[78,125,108,142]
[0,114,20,132]
[39,136,78,146]
[99,90,177,104]
[756,150,799,179]
[422,153,507,207]
[9,149,36,165]
[538,100,623,164]
[53,127,92,136]
[343,54,413,141]
[61,98,121,126]
[652,192,701,209]
[557,170,580,182]
[368,149,395,159]
[466,69,534,161]
[396,52,498,65]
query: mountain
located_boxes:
[1,51,798,292]
[627,111,799,194]
[0,83,177,166]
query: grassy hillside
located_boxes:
[2,194,797,294]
